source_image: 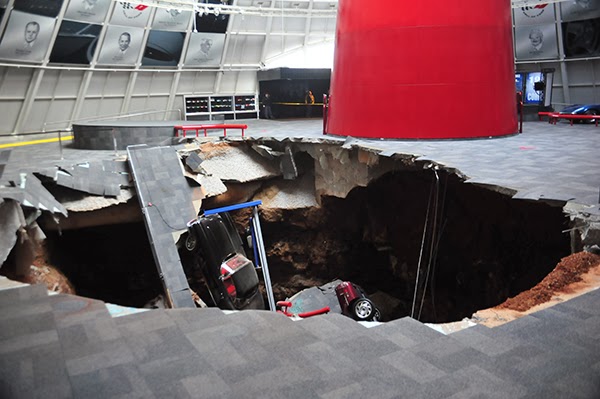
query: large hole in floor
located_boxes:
[41,167,571,323]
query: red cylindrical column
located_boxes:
[326,0,517,139]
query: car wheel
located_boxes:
[352,298,374,320]
[373,308,382,322]
[584,109,598,124]
[185,233,197,252]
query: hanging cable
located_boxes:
[418,169,440,321]
[429,173,449,321]
[411,175,435,319]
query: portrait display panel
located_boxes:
[64,0,111,24]
[194,0,232,33]
[13,0,64,18]
[0,10,56,63]
[110,1,151,28]
[514,23,559,61]
[561,0,600,22]
[50,20,101,64]
[563,17,600,57]
[184,32,225,67]
[513,4,555,26]
[96,25,144,65]
[152,8,191,31]
[142,30,184,67]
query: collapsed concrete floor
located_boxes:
[3,137,593,324]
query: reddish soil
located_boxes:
[25,242,75,294]
[497,252,600,312]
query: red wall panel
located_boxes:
[326,0,517,139]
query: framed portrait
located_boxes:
[514,24,559,61]
[152,8,191,31]
[0,10,56,63]
[64,0,111,24]
[96,25,145,65]
[183,32,225,67]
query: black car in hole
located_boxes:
[180,212,264,311]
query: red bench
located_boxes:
[174,124,248,138]
[549,114,599,126]
[538,111,555,121]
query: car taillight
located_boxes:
[223,277,236,298]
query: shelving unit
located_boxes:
[184,94,258,121]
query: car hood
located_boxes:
[560,104,600,114]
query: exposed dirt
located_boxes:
[497,252,600,312]
[24,242,76,294]
[231,169,572,323]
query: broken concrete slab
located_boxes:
[280,146,298,180]
[0,149,10,180]
[286,279,344,315]
[36,159,128,198]
[51,187,135,212]
[251,144,284,160]
[127,145,197,308]
[301,144,397,200]
[0,199,25,267]
[253,173,318,210]
[185,152,204,173]
[198,142,280,182]
[17,173,67,216]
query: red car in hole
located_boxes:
[335,281,381,322]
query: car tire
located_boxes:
[373,308,382,322]
[352,298,375,320]
[584,109,598,124]
[185,233,197,252]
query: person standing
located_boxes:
[263,92,274,119]
[305,90,315,117]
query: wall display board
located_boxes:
[184,94,257,120]
[194,0,231,33]
[142,30,184,66]
[184,32,224,67]
[513,4,556,26]
[561,0,600,22]
[514,24,559,60]
[110,1,151,28]
[563,17,600,57]
[515,73,524,93]
[152,8,191,31]
[0,10,56,63]
[13,0,64,18]
[64,0,111,24]
[50,20,101,64]
[96,25,144,65]
[524,72,543,104]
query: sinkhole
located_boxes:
[38,165,571,323]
